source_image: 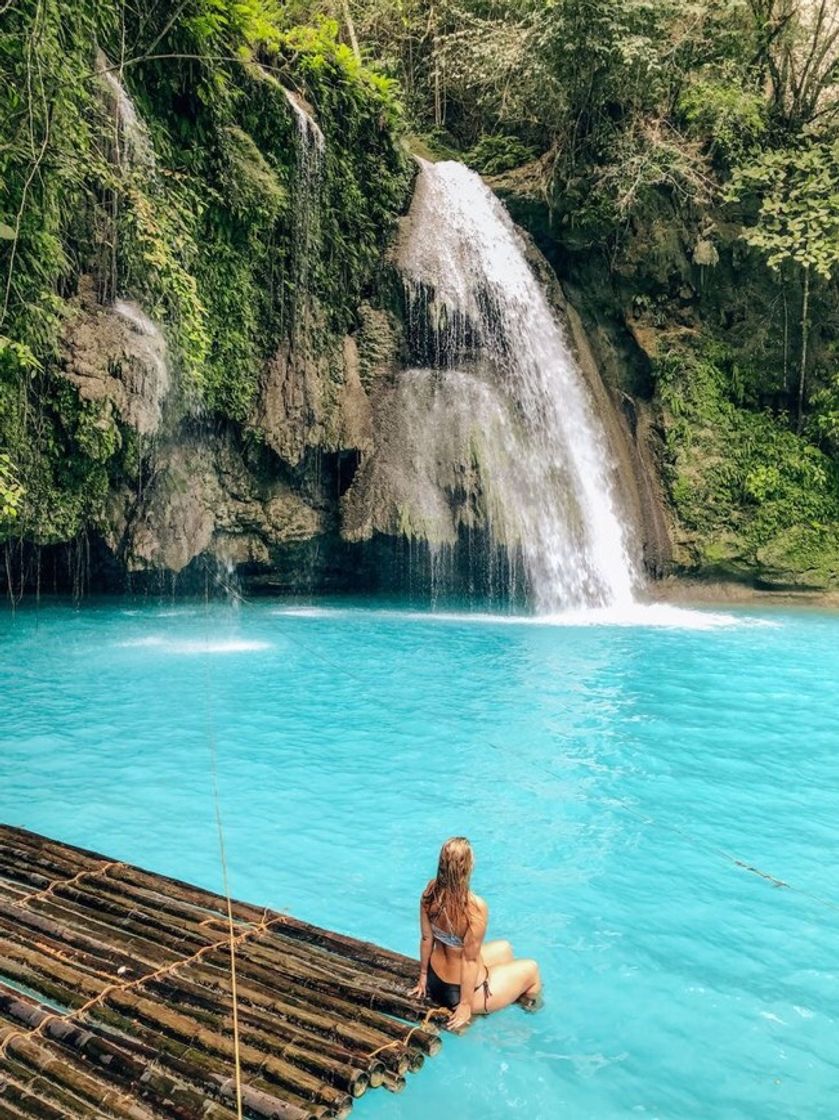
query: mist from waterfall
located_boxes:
[393,159,639,611]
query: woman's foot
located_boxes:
[517,992,544,1012]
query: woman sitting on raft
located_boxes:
[409,836,542,1030]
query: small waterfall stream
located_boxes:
[377,160,640,610]
[284,88,325,314]
[283,88,326,155]
[96,50,155,170]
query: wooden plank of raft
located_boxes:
[0,826,446,1120]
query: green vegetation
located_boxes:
[313,0,839,584]
[0,1,409,546]
[658,344,839,584]
[2,0,838,586]
[728,141,839,431]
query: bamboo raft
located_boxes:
[0,825,446,1120]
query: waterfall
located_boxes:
[96,50,155,170]
[359,159,640,611]
[283,88,325,320]
[283,88,326,155]
[112,298,170,411]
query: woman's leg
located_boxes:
[481,939,514,967]
[470,958,541,1015]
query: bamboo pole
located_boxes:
[195,952,442,1055]
[70,871,248,934]
[1,1055,105,1118]
[0,827,104,869]
[0,1087,35,1120]
[382,1072,407,1093]
[0,897,157,976]
[12,878,421,1029]
[102,987,361,1109]
[27,881,223,952]
[0,827,447,1118]
[0,907,398,1097]
[0,841,97,883]
[0,1037,156,1120]
[192,949,441,1055]
[0,912,139,981]
[263,916,418,981]
[0,828,113,875]
[128,976,372,1099]
[0,939,355,1114]
[0,1072,73,1120]
[2,828,418,979]
[0,993,242,1120]
[18,896,185,971]
[146,971,389,1086]
[0,971,340,1119]
[181,960,414,1073]
[231,928,414,996]
[216,938,436,1024]
[0,927,409,1092]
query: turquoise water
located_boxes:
[1,598,838,1118]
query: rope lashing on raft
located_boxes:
[12,860,125,906]
[365,1007,450,1060]
[0,906,283,1059]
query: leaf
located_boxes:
[0,222,16,239]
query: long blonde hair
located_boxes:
[422,837,475,938]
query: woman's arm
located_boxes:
[449,900,488,1030]
[408,893,433,998]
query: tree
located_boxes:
[748,0,839,133]
[728,141,839,429]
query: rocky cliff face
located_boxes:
[48,167,669,603]
[5,9,839,598]
[1,11,413,596]
[84,315,374,588]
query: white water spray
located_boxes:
[283,88,326,155]
[96,50,155,170]
[394,160,639,610]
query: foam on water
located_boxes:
[118,636,270,654]
[272,601,766,631]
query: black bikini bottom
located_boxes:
[427,961,491,1011]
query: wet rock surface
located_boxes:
[61,279,170,437]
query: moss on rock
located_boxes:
[656,343,839,587]
[0,4,411,577]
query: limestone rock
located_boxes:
[127,443,217,572]
[337,335,373,453]
[113,430,324,575]
[356,303,402,388]
[263,489,323,542]
[61,279,169,437]
[256,340,325,466]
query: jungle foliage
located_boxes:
[2,0,839,585]
[0,0,409,546]
[306,0,839,579]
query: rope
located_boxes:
[366,1007,448,1060]
[12,861,124,907]
[203,566,245,1120]
[0,909,281,1059]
